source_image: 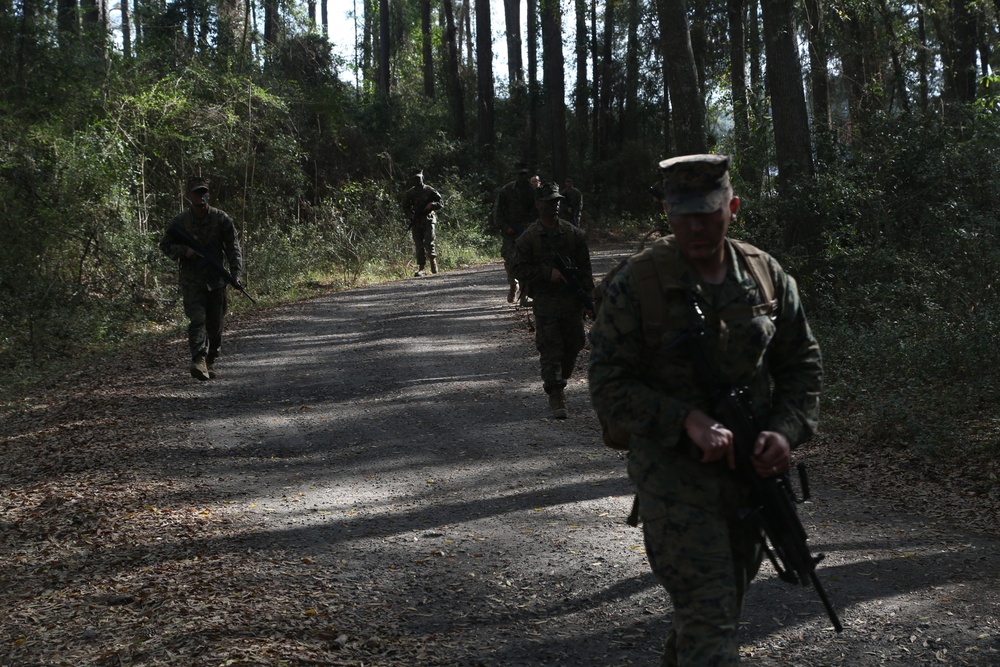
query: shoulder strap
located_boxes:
[729,239,777,317]
[629,237,686,346]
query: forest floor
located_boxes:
[2,248,999,667]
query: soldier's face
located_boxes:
[536,197,559,221]
[668,195,739,264]
[190,189,209,208]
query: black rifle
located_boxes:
[406,191,443,232]
[165,222,257,305]
[687,294,843,633]
[552,253,595,317]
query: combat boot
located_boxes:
[507,284,516,303]
[206,357,217,379]
[414,265,425,277]
[190,354,210,381]
[548,389,568,419]
[430,258,438,274]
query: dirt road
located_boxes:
[2,252,998,666]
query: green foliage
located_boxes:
[736,111,1000,457]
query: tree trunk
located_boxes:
[689,0,707,99]
[916,0,929,111]
[264,0,279,45]
[475,0,494,155]
[443,0,466,138]
[186,0,195,47]
[363,0,374,87]
[596,0,614,161]
[804,0,833,166]
[58,0,79,49]
[460,0,473,70]
[503,0,524,88]
[945,0,978,103]
[624,0,639,141]
[527,0,539,161]
[81,0,107,59]
[657,0,706,155]
[541,0,568,181]
[121,0,131,58]
[590,0,600,159]
[574,0,589,160]
[728,0,755,187]
[838,7,880,129]
[761,0,816,248]
[878,0,909,115]
[377,0,390,98]
[422,0,434,98]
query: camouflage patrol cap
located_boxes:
[658,154,732,215]
[187,176,210,193]
[535,181,564,201]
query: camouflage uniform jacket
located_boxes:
[512,219,594,306]
[402,184,442,225]
[562,186,583,223]
[159,206,243,291]
[493,180,536,236]
[588,235,821,477]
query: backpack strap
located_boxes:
[628,237,687,347]
[628,236,778,346]
[729,238,778,317]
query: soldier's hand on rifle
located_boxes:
[550,267,567,284]
[751,431,791,478]
[684,409,736,469]
[184,247,202,259]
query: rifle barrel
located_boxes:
[810,570,844,632]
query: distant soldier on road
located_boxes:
[159,176,244,381]
[494,162,536,305]
[562,178,584,227]
[402,170,443,277]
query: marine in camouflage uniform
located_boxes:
[401,171,443,276]
[493,164,536,305]
[561,178,583,227]
[588,155,822,666]
[159,176,244,381]
[513,182,594,419]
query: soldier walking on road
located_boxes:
[562,178,584,227]
[493,163,537,306]
[402,170,443,277]
[588,154,823,666]
[513,182,594,419]
[159,176,244,381]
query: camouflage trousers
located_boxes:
[182,284,228,362]
[500,236,517,287]
[635,456,762,667]
[532,297,585,393]
[411,219,436,267]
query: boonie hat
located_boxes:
[187,176,210,193]
[658,154,731,215]
[535,182,564,201]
